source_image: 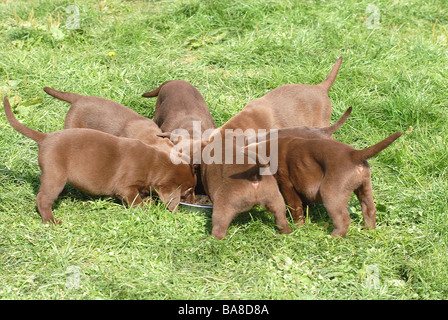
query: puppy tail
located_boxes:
[319,57,342,92]
[3,97,46,143]
[323,106,352,135]
[352,132,402,163]
[43,87,81,103]
[241,142,270,168]
[142,80,173,98]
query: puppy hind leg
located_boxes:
[321,200,351,237]
[355,180,376,230]
[279,183,305,225]
[320,185,351,237]
[327,207,351,237]
[36,173,66,224]
[265,196,292,235]
[211,200,239,240]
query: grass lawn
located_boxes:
[0,0,447,300]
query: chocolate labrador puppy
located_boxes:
[44,87,173,152]
[201,58,344,239]
[4,98,196,224]
[243,132,402,237]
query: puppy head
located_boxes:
[156,160,198,212]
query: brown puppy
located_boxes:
[43,87,173,152]
[142,80,216,137]
[202,107,351,239]
[200,138,291,240]
[215,57,342,135]
[143,80,216,194]
[4,98,196,224]
[243,132,402,237]
[201,58,343,239]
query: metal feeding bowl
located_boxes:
[179,201,213,214]
[179,194,213,214]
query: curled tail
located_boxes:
[352,132,402,163]
[44,87,81,103]
[141,80,174,98]
[323,106,352,135]
[318,57,342,92]
[3,97,46,143]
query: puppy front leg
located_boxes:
[117,187,144,207]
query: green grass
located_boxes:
[1,0,447,300]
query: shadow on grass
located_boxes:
[195,200,369,238]
[0,164,125,215]
[193,203,328,237]
[3,164,365,236]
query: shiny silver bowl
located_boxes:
[179,201,213,214]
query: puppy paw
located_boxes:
[279,226,293,234]
[293,218,306,227]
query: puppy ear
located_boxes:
[157,132,183,144]
[158,187,181,212]
[189,163,200,175]
[174,151,192,165]
[157,132,172,139]
[199,139,210,149]
[183,186,194,196]
[182,186,195,204]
